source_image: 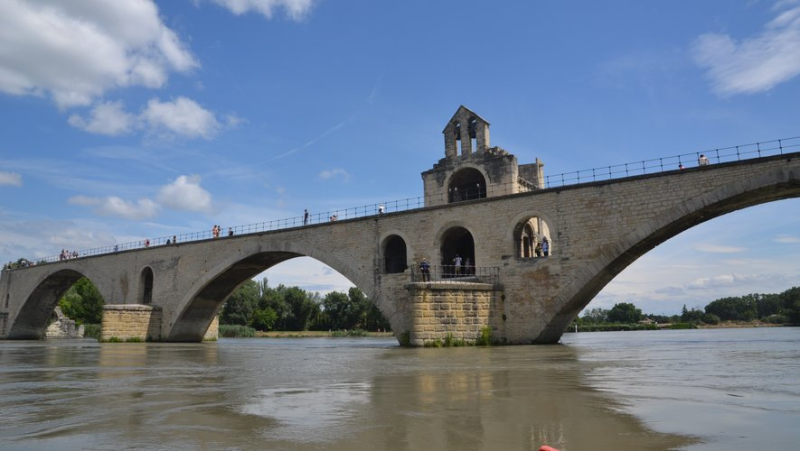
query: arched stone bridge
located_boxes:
[2,152,798,345]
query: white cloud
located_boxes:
[69,195,160,220]
[210,0,316,21]
[0,172,22,187]
[157,175,213,213]
[140,97,221,139]
[692,2,800,95]
[695,243,746,254]
[68,101,135,136]
[774,234,800,243]
[318,168,350,182]
[0,0,198,108]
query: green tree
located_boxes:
[681,306,704,324]
[251,308,277,331]
[705,296,757,321]
[580,307,609,324]
[58,277,105,324]
[220,279,259,325]
[607,303,642,323]
[282,286,319,331]
[755,293,782,319]
[780,286,800,325]
[321,291,351,330]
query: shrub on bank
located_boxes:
[330,329,368,337]
[219,324,256,338]
[83,323,101,340]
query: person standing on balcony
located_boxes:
[419,258,430,282]
[698,154,710,166]
[453,254,462,276]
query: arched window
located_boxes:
[440,227,475,277]
[140,267,154,305]
[515,217,553,258]
[384,235,408,274]
[448,168,487,203]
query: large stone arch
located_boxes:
[7,268,87,339]
[444,164,490,203]
[535,165,800,342]
[166,238,377,341]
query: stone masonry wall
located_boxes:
[101,304,162,341]
[203,316,219,341]
[406,282,504,346]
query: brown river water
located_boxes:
[0,327,797,450]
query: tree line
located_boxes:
[219,279,390,332]
[54,277,391,333]
[577,286,800,326]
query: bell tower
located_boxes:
[421,106,545,207]
[443,105,491,157]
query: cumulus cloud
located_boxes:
[69,195,160,220]
[156,175,213,213]
[210,0,316,21]
[68,101,135,136]
[692,1,800,95]
[67,174,212,219]
[68,97,231,139]
[318,168,350,182]
[0,0,198,108]
[0,172,22,187]
[140,97,221,139]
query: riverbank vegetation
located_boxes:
[572,286,800,331]
[219,279,391,334]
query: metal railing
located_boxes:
[544,136,800,188]
[6,135,799,269]
[410,265,500,285]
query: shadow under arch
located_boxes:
[167,242,378,342]
[7,269,87,339]
[535,166,800,343]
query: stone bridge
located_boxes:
[2,107,799,345]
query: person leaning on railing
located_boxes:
[419,258,431,282]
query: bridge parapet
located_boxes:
[409,265,500,286]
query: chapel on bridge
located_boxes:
[421,105,545,207]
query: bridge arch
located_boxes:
[437,225,476,273]
[7,268,87,339]
[166,238,378,341]
[537,165,800,342]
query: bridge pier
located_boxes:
[100,305,219,342]
[405,282,505,346]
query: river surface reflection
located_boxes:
[0,328,797,450]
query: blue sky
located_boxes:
[1,0,799,315]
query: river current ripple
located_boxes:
[0,327,797,450]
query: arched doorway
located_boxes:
[515,216,552,258]
[448,168,487,203]
[440,227,475,276]
[383,235,408,274]
[140,267,154,305]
